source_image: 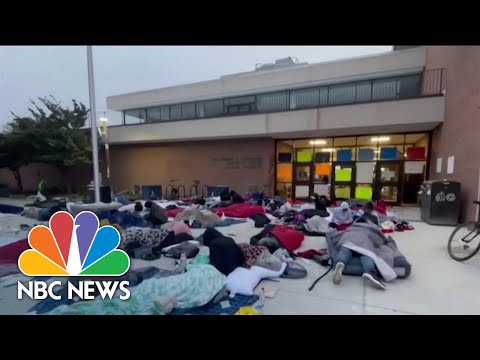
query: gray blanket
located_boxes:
[329,223,403,282]
[175,209,222,227]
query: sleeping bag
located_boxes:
[251,225,304,252]
[214,203,265,218]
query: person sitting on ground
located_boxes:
[167,188,179,201]
[329,201,353,229]
[320,195,331,208]
[220,189,230,202]
[229,190,245,204]
[311,193,327,211]
[118,201,143,216]
[143,201,168,226]
[354,202,379,226]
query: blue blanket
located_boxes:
[95,210,149,229]
[170,294,259,315]
[208,218,247,228]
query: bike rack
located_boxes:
[201,185,208,198]
[165,184,174,198]
[177,185,186,199]
[190,184,198,197]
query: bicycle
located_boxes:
[447,201,480,261]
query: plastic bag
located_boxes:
[235,306,263,315]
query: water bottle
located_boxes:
[178,252,188,273]
[253,288,265,313]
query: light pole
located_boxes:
[87,46,101,203]
[99,115,111,184]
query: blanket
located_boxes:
[304,216,332,235]
[47,264,226,315]
[96,210,149,229]
[0,238,29,265]
[175,209,222,227]
[328,223,403,282]
[171,294,259,315]
[120,227,171,250]
[214,203,265,218]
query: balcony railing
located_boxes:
[421,68,444,96]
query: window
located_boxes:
[290,88,320,109]
[146,106,170,122]
[122,73,426,125]
[328,83,356,105]
[160,106,170,121]
[146,107,161,123]
[356,82,372,102]
[224,96,255,106]
[225,96,255,115]
[124,109,146,124]
[319,87,329,106]
[397,75,421,98]
[196,102,205,118]
[372,79,397,100]
[257,92,287,112]
[204,99,225,117]
[181,103,196,119]
[227,104,254,114]
[170,104,182,120]
[228,106,239,114]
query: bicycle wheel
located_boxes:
[447,221,480,261]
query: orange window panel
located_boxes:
[277,164,292,182]
[316,163,331,176]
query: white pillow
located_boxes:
[251,262,287,279]
[225,267,261,296]
[225,262,287,296]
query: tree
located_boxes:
[6,96,92,193]
[0,118,38,191]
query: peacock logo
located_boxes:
[18,211,130,277]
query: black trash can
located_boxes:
[88,186,112,203]
[141,185,162,200]
[206,185,229,197]
[420,180,461,226]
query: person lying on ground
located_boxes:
[143,201,168,226]
[329,222,404,290]
[332,245,386,290]
[118,201,143,215]
[193,198,206,206]
[354,202,379,226]
[229,190,244,204]
[329,201,353,229]
[167,188,179,201]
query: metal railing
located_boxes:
[421,68,444,96]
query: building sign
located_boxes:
[210,157,262,170]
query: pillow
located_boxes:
[251,262,287,279]
[225,267,261,296]
[225,262,287,296]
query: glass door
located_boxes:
[331,162,356,200]
[374,161,403,205]
[293,163,314,199]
